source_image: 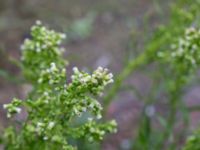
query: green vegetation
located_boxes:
[2,22,116,150]
[104,0,200,149]
[184,128,200,150]
[1,0,200,150]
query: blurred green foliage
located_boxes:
[104,0,200,150]
[184,128,200,150]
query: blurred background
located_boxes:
[0,0,200,150]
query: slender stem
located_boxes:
[0,69,24,84]
[103,34,167,114]
[103,53,147,114]
[155,82,182,149]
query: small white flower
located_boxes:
[15,107,22,113]
[71,75,76,80]
[3,104,8,109]
[74,108,78,114]
[80,78,86,83]
[43,136,48,140]
[49,79,54,84]
[60,47,65,53]
[55,87,59,91]
[56,40,62,45]
[20,45,25,51]
[44,92,49,96]
[186,27,195,34]
[38,78,43,83]
[89,103,94,108]
[36,48,41,52]
[100,131,105,135]
[7,114,11,118]
[88,117,93,121]
[36,42,40,47]
[73,67,79,73]
[63,84,67,88]
[83,76,91,82]
[44,100,49,104]
[90,127,95,133]
[36,20,42,25]
[42,44,47,49]
[46,68,51,73]
[37,122,43,127]
[104,68,109,72]
[62,68,66,73]
[108,73,113,79]
[108,79,114,83]
[82,107,87,112]
[91,78,98,84]
[97,114,102,119]
[97,66,103,72]
[24,39,30,44]
[60,33,66,39]
[145,105,155,117]
[50,62,56,71]
[48,121,55,129]
[41,26,46,32]
[98,92,103,97]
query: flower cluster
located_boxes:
[170,27,200,74]
[37,62,67,91]
[3,98,22,118]
[3,21,117,150]
[77,120,117,142]
[21,21,67,83]
[157,27,200,78]
[70,66,113,96]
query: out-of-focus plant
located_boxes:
[0,48,21,84]
[133,1,200,149]
[156,27,200,149]
[104,0,200,107]
[183,128,200,150]
[102,0,200,150]
[2,21,117,150]
[132,27,200,150]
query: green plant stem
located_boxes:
[155,101,178,149]
[0,69,23,84]
[158,90,200,149]
[103,52,147,111]
[155,81,182,150]
[103,34,167,114]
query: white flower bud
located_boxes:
[43,136,48,140]
[38,78,43,83]
[50,62,56,71]
[97,114,102,119]
[44,92,49,96]
[36,20,42,25]
[60,33,66,39]
[73,67,79,74]
[88,117,93,121]
[97,66,103,71]
[108,73,113,79]
[48,122,55,129]
[15,107,22,113]
[3,104,8,109]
